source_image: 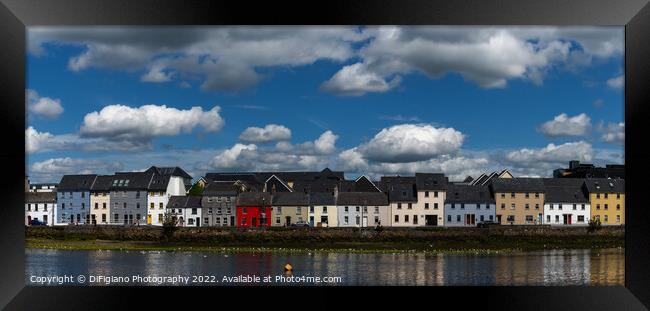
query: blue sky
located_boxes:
[26,26,624,182]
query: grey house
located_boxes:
[110,171,154,225]
[201,181,241,226]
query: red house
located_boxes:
[236,192,273,227]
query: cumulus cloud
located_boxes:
[357,124,464,163]
[27,90,64,119]
[209,143,258,170]
[80,104,224,142]
[29,27,368,92]
[239,124,291,143]
[538,113,591,137]
[607,75,624,89]
[26,126,153,154]
[599,122,624,145]
[505,141,593,169]
[322,26,622,95]
[275,130,339,155]
[30,157,124,182]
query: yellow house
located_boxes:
[89,175,113,224]
[271,192,310,226]
[491,178,545,225]
[584,178,625,225]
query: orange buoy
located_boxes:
[284,263,293,272]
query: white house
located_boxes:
[414,173,447,226]
[56,174,97,225]
[444,184,496,227]
[308,192,337,227]
[336,192,389,227]
[167,196,203,227]
[146,166,188,226]
[543,179,591,226]
[25,192,56,226]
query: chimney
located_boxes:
[333,184,339,199]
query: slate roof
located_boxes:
[205,169,344,192]
[148,174,171,191]
[167,196,202,209]
[25,192,57,203]
[415,173,448,190]
[542,178,589,203]
[583,178,625,193]
[272,192,310,206]
[490,178,546,193]
[309,192,336,205]
[236,192,273,206]
[57,174,97,191]
[149,166,193,179]
[202,181,241,196]
[446,184,494,204]
[380,176,417,202]
[354,176,382,192]
[336,192,389,206]
[111,171,155,190]
[90,175,114,191]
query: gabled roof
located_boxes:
[490,178,546,193]
[583,178,625,193]
[265,175,293,192]
[415,173,448,190]
[111,171,155,190]
[354,175,382,192]
[309,192,336,205]
[147,166,193,180]
[25,192,57,203]
[236,192,273,206]
[446,184,494,204]
[167,195,202,209]
[336,192,388,206]
[471,173,488,186]
[57,174,97,191]
[202,181,241,196]
[148,174,171,191]
[272,192,310,206]
[90,175,114,191]
[380,176,417,202]
[542,178,589,203]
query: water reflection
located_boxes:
[25,248,624,286]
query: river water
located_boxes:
[25,248,624,286]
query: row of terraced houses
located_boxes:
[24,164,625,228]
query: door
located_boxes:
[285,216,292,226]
[309,216,314,226]
[252,217,257,227]
[27,216,31,225]
[230,216,235,226]
[196,217,200,227]
[496,215,502,224]
[362,216,368,227]
[465,214,476,225]
[147,215,152,225]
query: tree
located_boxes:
[188,182,204,196]
[162,211,178,241]
[587,217,602,233]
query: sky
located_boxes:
[25,26,625,183]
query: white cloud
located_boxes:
[599,122,624,145]
[209,143,258,170]
[30,157,124,182]
[357,124,464,163]
[505,141,593,169]
[607,75,624,89]
[320,63,401,96]
[29,27,369,92]
[539,113,591,137]
[26,126,55,153]
[239,124,291,143]
[26,126,153,154]
[27,90,64,119]
[275,130,339,155]
[80,104,224,141]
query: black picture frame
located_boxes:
[1,0,649,309]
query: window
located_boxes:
[617,193,621,199]
[604,215,609,223]
[277,207,282,214]
[208,208,213,215]
[374,206,379,213]
[486,204,490,210]
[510,203,515,210]
[617,204,621,211]
[95,203,99,209]
[136,191,140,198]
[500,193,505,198]
[136,214,141,221]
[460,203,465,210]
[216,218,221,225]
[555,215,559,223]
[450,203,455,209]
[192,208,197,215]
[374,216,379,224]
[123,203,127,209]
[43,204,47,212]
[477,204,481,210]
[434,191,439,198]
[489,215,494,221]
[297,207,302,214]
[582,204,586,210]
[397,203,402,209]
[344,206,349,213]
[578,215,585,222]
[27,204,31,211]
[525,193,530,198]
[243,208,247,214]
[596,193,600,199]
[425,203,429,209]
[62,203,65,209]
[604,193,608,199]
[356,206,360,212]
[535,204,539,210]
[136,203,140,209]
[525,204,529,210]
[546,215,551,223]
[323,206,328,213]
[394,215,399,223]
[356,216,360,225]
[447,215,451,222]
[159,203,163,209]
[413,215,418,224]
[525,215,533,223]
[407,203,412,209]
[604,204,609,210]
[501,203,505,209]
[102,214,106,222]
[158,214,163,223]
[150,203,154,209]
[204,217,209,224]
[596,204,600,210]
[405,215,409,222]
[511,192,515,198]
[309,206,314,213]
[81,192,85,198]
[535,193,539,198]
[276,217,280,224]
[617,215,621,223]
[320,216,328,224]
[434,203,439,210]
[425,191,429,198]
[456,215,461,222]
[480,215,484,222]
[114,214,119,222]
[345,216,349,224]
[363,206,368,213]
[242,218,247,225]
[558,204,562,211]
[217,207,222,214]
[188,218,194,225]
[573,204,577,210]
[81,203,85,209]
[507,215,515,222]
